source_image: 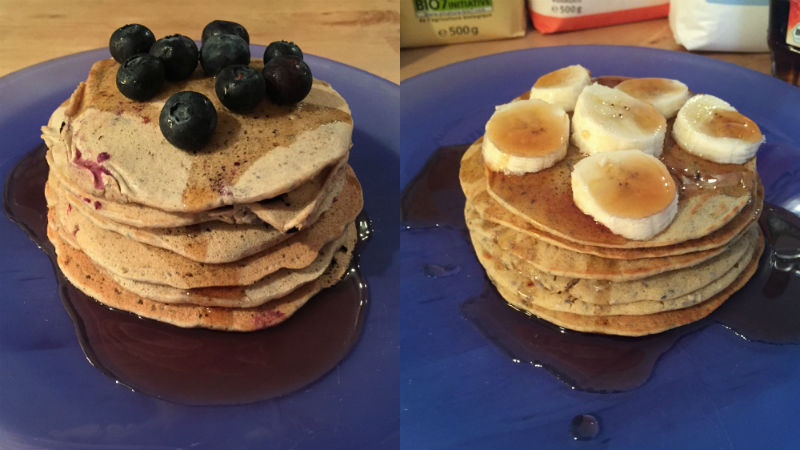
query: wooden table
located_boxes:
[401,18,772,81]
[0,0,400,84]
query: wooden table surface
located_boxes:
[0,4,776,88]
[401,17,773,81]
[0,0,400,84]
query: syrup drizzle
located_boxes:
[4,145,369,405]
[570,414,600,441]
[402,144,800,393]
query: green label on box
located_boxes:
[414,0,493,17]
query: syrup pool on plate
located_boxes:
[4,145,370,405]
[402,144,800,393]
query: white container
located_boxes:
[669,0,770,52]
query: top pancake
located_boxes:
[42,58,353,212]
[482,106,755,248]
[461,142,763,258]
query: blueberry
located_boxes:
[215,65,266,112]
[200,34,250,76]
[201,20,250,44]
[262,56,312,105]
[109,24,156,63]
[159,91,217,150]
[263,40,303,65]
[149,34,199,81]
[116,54,165,101]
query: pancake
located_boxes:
[475,220,756,305]
[42,58,353,212]
[48,165,359,264]
[248,159,348,232]
[460,141,763,259]
[45,149,347,230]
[106,224,356,308]
[485,135,756,249]
[48,170,363,289]
[488,231,763,336]
[48,223,355,332]
[465,205,729,281]
[48,179,286,263]
[471,223,758,315]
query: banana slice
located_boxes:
[530,65,591,112]
[571,150,678,240]
[482,99,569,175]
[672,94,764,164]
[572,83,667,156]
[615,78,690,118]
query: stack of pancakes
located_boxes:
[460,91,764,337]
[42,59,362,332]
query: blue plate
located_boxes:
[0,47,399,449]
[400,46,800,449]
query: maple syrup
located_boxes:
[570,414,600,441]
[768,0,800,86]
[706,109,763,142]
[660,135,754,198]
[628,99,665,134]
[533,67,572,88]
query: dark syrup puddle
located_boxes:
[403,144,800,393]
[4,145,370,405]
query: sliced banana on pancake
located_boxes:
[615,78,689,118]
[672,94,764,164]
[572,83,667,156]
[482,99,569,175]
[530,64,591,112]
[571,150,678,240]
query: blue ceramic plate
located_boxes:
[400,46,800,449]
[0,47,399,449]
